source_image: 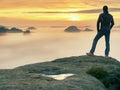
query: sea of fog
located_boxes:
[0,27,120,69]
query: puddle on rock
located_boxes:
[41,73,74,80]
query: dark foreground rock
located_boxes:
[0,56,120,90]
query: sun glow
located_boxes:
[68,14,81,21]
[70,16,79,21]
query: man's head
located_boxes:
[103,5,108,13]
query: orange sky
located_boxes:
[0,0,120,27]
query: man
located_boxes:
[87,5,114,57]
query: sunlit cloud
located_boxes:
[0,0,120,15]
[23,8,120,14]
[0,0,120,26]
[0,0,119,10]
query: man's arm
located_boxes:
[97,14,101,33]
[110,16,114,30]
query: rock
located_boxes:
[0,26,9,33]
[27,27,36,30]
[64,26,80,32]
[0,26,24,33]
[24,30,30,34]
[8,27,23,33]
[84,28,93,31]
[0,56,120,90]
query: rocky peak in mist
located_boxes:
[84,28,93,31]
[0,25,36,33]
[64,26,80,32]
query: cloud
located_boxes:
[0,0,87,9]
[110,8,120,12]
[78,8,120,13]
[0,0,119,10]
[24,8,120,14]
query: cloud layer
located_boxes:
[0,0,120,10]
[24,8,120,14]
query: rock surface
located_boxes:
[84,28,93,31]
[0,56,120,90]
[0,26,9,33]
[64,26,80,32]
[8,27,23,33]
[0,26,23,33]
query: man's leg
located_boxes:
[105,31,110,56]
[90,31,104,54]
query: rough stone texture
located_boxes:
[0,56,120,90]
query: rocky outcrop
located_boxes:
[84,28,93,31]
[0,26,9,33]
[0,56,120,90]
[64,26,80,32]
[23,30,30,34]
[27,27,36,30]
[0,26,23,33]
[8,27,23,33]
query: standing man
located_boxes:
[87,5,114,57]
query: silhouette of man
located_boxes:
[87,5,114,56]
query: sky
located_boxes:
[0,0,120,69]
[0,0,120,27]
